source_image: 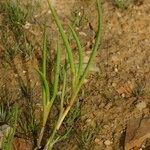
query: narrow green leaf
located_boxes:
[36,69,50,105]
[42,27,47,76]
[60,66,67,114]
[47,0,75,76]
[78,0,103,89]
[69,25,83,83]
[51,40,61,103]
[42,28,48,106]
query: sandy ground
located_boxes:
[52,0,150,149]
[0,0,150,149]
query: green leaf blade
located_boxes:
[36,69,50,105]
[47,0,75,76]
[69,25,83,84]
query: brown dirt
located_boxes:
[52,0,150,149]
[0,0,150,150]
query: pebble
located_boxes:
[112,82,117,87]
[0,125,12,139]
[121,93,126,98]
[0,125,12,148]
[24,22,31,29]
[104,140,112,146]
[79,31,87,36]
[95,138,103,145]
[95,138,100,143]
[14,74,18,77]
[116,12,122,18]
[136,101,147,111]
[86,118,92,123]
[114,68,118,72]
[23,70,26,74]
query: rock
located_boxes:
[94,138,103,146]
[0,124,13,148]
[95,138,100,143]
[114,68,118,72]
[121,93,126,98]
[125,117,150,150]
[104,140,112,146]
[23,22,32,30]
[136,101,147,111]
[79,31,87,37]
[86,118,92,123]
[112,82,117,87]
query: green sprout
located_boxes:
[36,0,103,149]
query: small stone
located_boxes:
[104,140,112,146]
[0,125,12,148]
[24,22,31,29]
[0,124,12,137]
[23,70,26,74]
[79,31,87,36]
[125,117,150,150]
[95,138,100,143]
[116,12,122,18]
[78,12,81,16]
[86,119,92,123]
[14,74,18,77]
[136,101,147,111]
[114,68,118,72]
[112,82,117,87]
[121,93,125,98]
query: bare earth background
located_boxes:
[0,0,150,150]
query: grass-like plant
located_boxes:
[4,0,27,39]
[36,0,102,149]
[0,104,19,150]
[113,0,131,9]
[1,0,34,63]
